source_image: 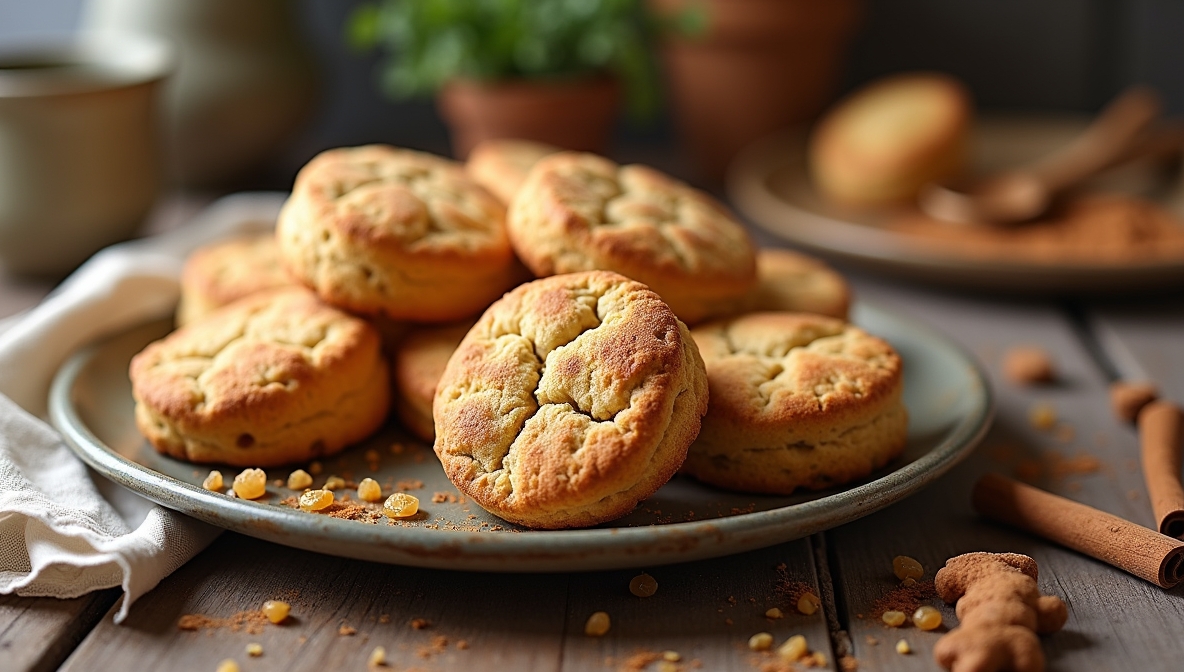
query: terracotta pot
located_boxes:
[437,77,620,159]
[654,0,862,180]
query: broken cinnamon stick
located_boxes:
[1139,400,1184,539]
[972,472,1184,588]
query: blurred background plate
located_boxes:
[729,116,1184,293]
[49,302,991,572]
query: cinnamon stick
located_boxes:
[972,472,1184,588]
[1139,400,1184,539]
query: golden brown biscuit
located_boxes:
[392,321,473,442]
[684,312,907,494]
[277,145,522,323]
[748,249,850,319]
[507,152,757,324]
[131,287,390,467]
[433,271,709,529]
[810,73,971,207]
[466,139,558,205]
[176,233,293,326]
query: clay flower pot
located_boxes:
[437,77,620,159]
[654,0,862,180]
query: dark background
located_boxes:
[4,0,1183,186]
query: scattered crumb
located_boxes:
[397,479,425,491]
[339,623,357,636]
[410,618,431,630]
[865,635,878,646]
[378,614,391,624]
[1014,450,1102,483]
[1003,346,1055,385]
[620,651,662,671]
[456,639,469,650]
[1029,403,1057,430]
[839,655,859,671]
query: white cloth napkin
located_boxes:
[0,192,287,622]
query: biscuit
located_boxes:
[466,138,558,205]
[810,73,970,207]
[507,152,757,324]
[684,312,907,494]
[433,271,709,529]
[748,249,850,319]
[176,233,293,326]
[131,287,390,467]
[277,145,522,323]
[392,321,473,442]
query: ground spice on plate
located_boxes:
[888,194,1184,265]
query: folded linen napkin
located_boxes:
[0,192,287,621]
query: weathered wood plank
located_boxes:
[0,590,119,672]
[60,532,569,672]
[558,539,834,672]
[1087,297,1184,402]
[822,276,1184,671]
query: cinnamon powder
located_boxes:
[870,580,937,619]
[177,610,270,634]
[889,194,1184,264]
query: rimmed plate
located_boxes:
[49,303,991,572]
[728,116,1184,293]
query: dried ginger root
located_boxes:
[933,552,1067,672]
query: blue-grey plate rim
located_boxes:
[48,301,993,572]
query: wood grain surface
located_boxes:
[4,229,1184,670]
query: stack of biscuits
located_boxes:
[130,140,906,530]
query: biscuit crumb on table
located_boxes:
[1003,346,1056,385]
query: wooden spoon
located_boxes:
[919,87,1163,226]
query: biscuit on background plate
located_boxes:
[277,145,524,323]
[684,312,907,494]
[391,320,473,442]
[131,287,390,467]
[432,271,709,529]
[466,138,558,205]
[507,152,757,325]
[175,232,294,327]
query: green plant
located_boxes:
[348,0,674,118]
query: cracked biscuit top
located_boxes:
[507,152,757,324]
[131,287,390,466]
[692,312,900,428]
[277,145,522,322]
[684,311,907,494]
[432,271,709,529]
[176,233,293,326]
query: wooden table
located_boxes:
[3,205,1183,672]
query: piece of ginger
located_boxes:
[933,552,1067,672]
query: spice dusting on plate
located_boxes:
[889,195,1184,264]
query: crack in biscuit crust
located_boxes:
[433,271,709,529]
[131,287,390,466]
[277,145,521,322]
[507,152,757,324]
[685,312,907,495]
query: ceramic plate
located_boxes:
[728,116,1184,293]
[49,303,991,571]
